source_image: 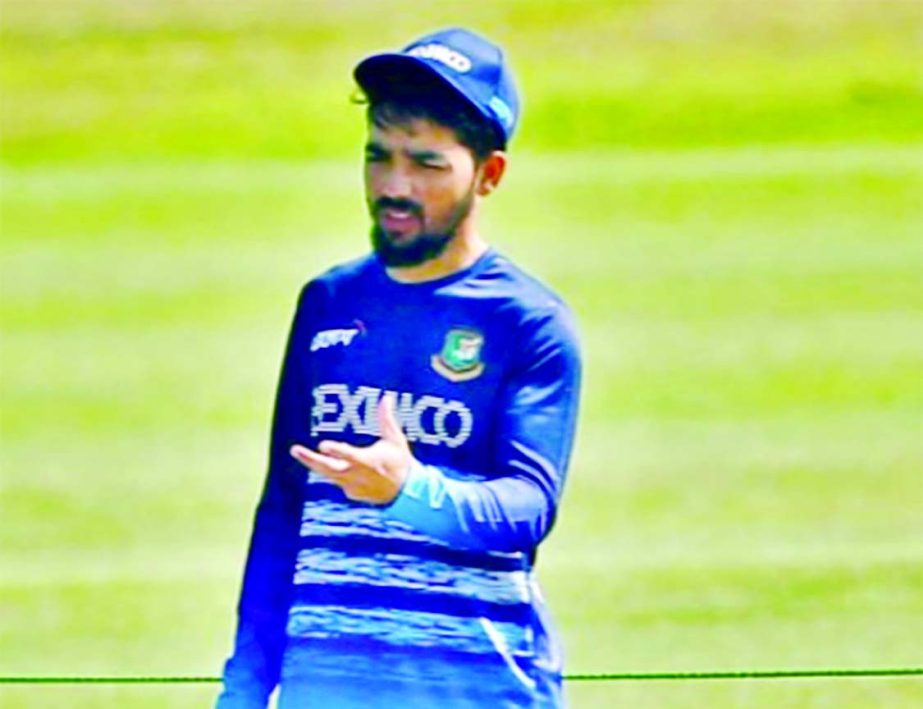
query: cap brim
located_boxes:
[354,53,497,133]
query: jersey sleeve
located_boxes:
[383,304,582,553]
[216,284,319,708]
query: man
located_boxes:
[217,27,581,709]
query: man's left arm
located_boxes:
[388,308,580,552]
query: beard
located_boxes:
[370,184,476,268]
[371,224,453,268]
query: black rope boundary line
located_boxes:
[1,668,922,684]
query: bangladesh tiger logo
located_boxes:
[431,328,485,382]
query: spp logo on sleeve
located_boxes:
[310,321,366,352]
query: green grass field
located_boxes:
[2,1,922,707]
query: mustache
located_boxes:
[374,197,424,218]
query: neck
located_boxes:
[386,217,489,284]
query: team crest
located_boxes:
[431,328,485,382]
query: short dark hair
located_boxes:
[357,71,505,162]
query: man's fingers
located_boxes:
[290,444,350,475]
[377,394,405,444]
[318,439,366,463]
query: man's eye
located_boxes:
[365,149,388,162]
[420,161,445,170]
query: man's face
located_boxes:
[364,117,479,267]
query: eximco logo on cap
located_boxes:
[407,43,472,73]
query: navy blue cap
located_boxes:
[354,28,520,145]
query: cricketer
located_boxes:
[216,27,582,708]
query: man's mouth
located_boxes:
[378,206,422,236]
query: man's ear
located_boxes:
[476,151,507,197]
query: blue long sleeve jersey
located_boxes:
[217,249,582,708]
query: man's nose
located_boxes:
[378,167,413,200]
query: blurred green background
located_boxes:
[1,1,921,707]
